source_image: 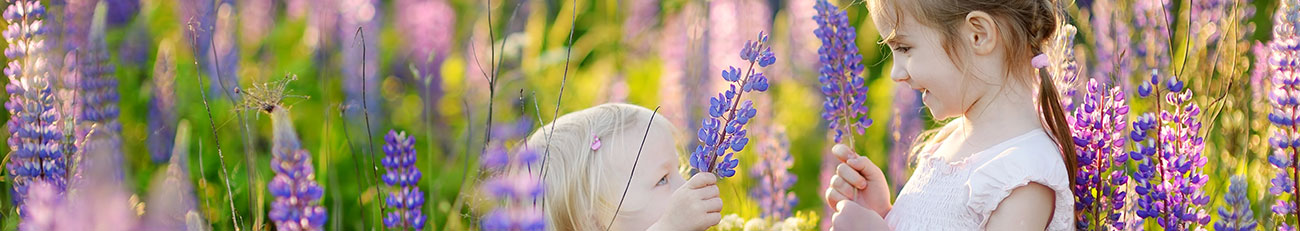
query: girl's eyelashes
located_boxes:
[655,174,669,187]
[892,46,912,53]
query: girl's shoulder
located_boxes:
[964,129,1074,230]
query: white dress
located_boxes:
[884,128,1075,231]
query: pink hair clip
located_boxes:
[1031,54,1050,69]
[591,135,602,151]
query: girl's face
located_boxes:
[601,122,685,230]
[872,10,989,120]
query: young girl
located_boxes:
[524,103,723,230]
[823,0,1076,230]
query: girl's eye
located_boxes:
[656,174,669,186]
[893,46,912,53]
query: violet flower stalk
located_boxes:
[1214,175,1259,231]
[383,130,425,229]
[1071,79,1131,230]
[1266,0,1300,228]
[813,0,872,143]
[1131,72,1210,230]
[690,32,775,178]
[1088,0,1133,89]
[68,2,122,150]
[148,44,177,163]
[5,0,70,215]
[266,106,328,230]
[480,120,545,230]
[888,84,922,193]
[751,126,797,219]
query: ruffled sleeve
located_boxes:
[964,144,1075,230]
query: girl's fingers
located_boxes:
[831,144,859,162]
[829,175,858,200]
[836,163,869,189]
[824,185,849,212]
[688,172,718,188]
[697,185,720,199]
[703,212,722,226]
[702,197,723,213]
[847,155,885,179]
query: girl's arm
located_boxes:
[983,183,1055,230]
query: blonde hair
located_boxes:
[868,0,1079,185]
[523,103,678,230]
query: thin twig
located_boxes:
[186,19,242,231]
[607,106,662,231]
[202,14,263,229]
[352,26,388,226]
[539,0,579,205]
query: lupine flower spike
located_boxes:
[1071,79,1132,230]
[751,126,798,219]
[1132,72,1210,230]
[480,120,545,230]
[247,75,327,230]
[383,130,425,230]
[5,0,71,219]
[812,0,872,144]
[1215,175,1259,231]
[690,32,775,178]
[1267,0,1300,229]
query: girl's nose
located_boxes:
[890,59,909,82]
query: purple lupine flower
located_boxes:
[148,44,177,163]
[690,32,775,178]
[1254,42,1272,100]
[5,0,71,217]
[813,0,873,144]
[622,0,659,54]
[58,131,137,231]
[751,126,797,219]
[18,179,61,231]
[176,0,237,97]
[104,0,139,26]
[1267,0,1300,228]
[267,108,328,230]
[480,122,545,230]
[238,0,273,44]
[141,122,202,231]
[1131,72,1210,230]
[15,133,138,231]
[1072,79,1131,230]
[888,84,922,194]
[1214,175,1259,231]
[67,3,123,154]
[382,130,426,229]
[1087,0,1134,91]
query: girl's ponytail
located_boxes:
[1034,57,1078,187]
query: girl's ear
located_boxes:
[963,11,998,55]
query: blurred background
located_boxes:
[0,0,1292,230]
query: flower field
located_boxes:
[0,0,1298,230]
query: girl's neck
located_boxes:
[956,81,1043,151]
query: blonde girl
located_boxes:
[823,0,1077,230]
[525,103,723,230]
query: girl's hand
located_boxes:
[648,173,722,231]
[824,144,893,217]
[830,201,889,231]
